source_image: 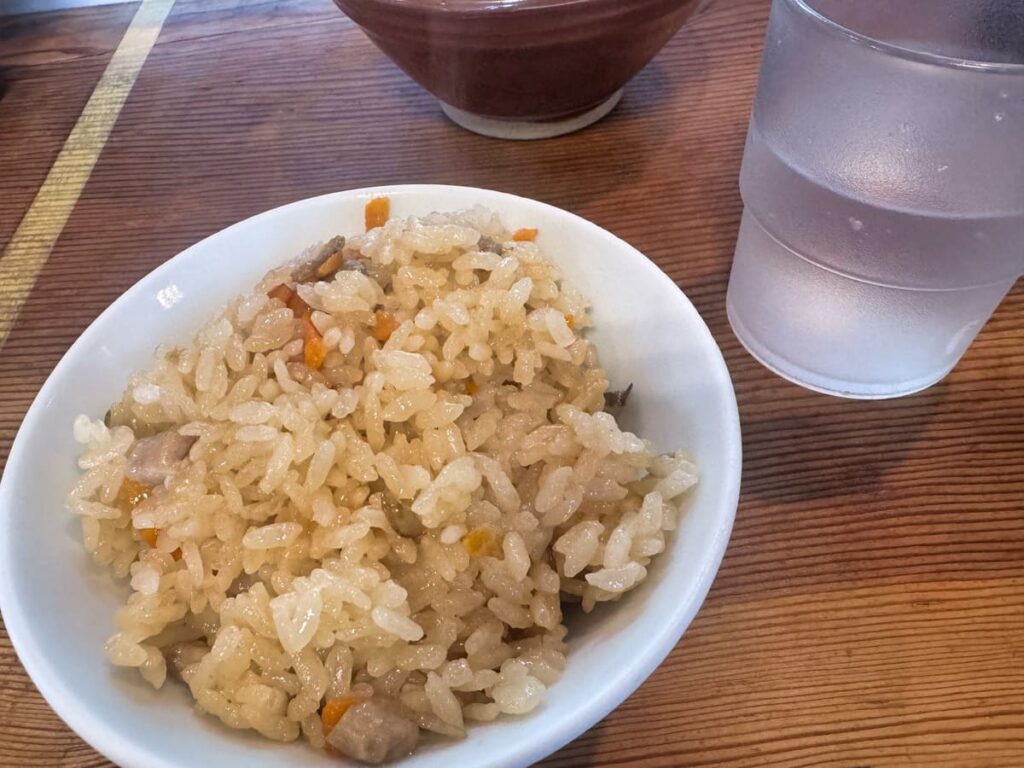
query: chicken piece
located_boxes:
[125,431,197,485]
[292,236,346,281]
[292,236,369,283]
[326,697,419,764]
[603,383,634,412]
[477,236,504,255]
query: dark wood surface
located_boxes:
[1,1,1022,766]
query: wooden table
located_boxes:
[2,1,1022,765]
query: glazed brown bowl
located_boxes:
[333,0,706,138]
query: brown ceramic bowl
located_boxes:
[333,0,707,139]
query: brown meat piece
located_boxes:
[477,236,504,255]
[125,431,197,485]
[293,236,368,283]
[603,383,634,412]
[326,698,419,764]
[293,236,346,282]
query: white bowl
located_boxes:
[0,185,741,768]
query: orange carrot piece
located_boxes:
[116,478,151,510]
[372,310,399,343]
[303,312,328,370]
[462,527,500,557]
[464,378,479,396]
[267,283,312,318]
[267,284,294,306]
[139,528,159,548]
[365,196,390,231]
[564,313,576,330]
[512,228,538,242]
[125,482,163,552]
[287,292,310,318]
[321,696,359,735]
[138,527,181,560]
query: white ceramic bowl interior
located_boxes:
[0,185,741,768]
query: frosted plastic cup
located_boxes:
[727,0,1024,398]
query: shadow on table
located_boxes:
[616,8,715,123]
[738,380,948,504]
[401,31,714,211]
[535,32,714,209]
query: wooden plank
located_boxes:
[0,3,138,252]
[0,0,134,16]
[541,578,1024,768]
[159,0,337,43]
[0,0,174,348]
[0,2,138,69]
[0,0,1022,766]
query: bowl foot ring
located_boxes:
[440,90,624,141]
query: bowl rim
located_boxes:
[335,0,684,15]
[333,0,707,44]
[0,184,741,768]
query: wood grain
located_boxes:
[1,0,1022,766]
[0,3,138,253]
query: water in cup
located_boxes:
[727,0,1023,398]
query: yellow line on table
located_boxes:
[0,0,175,349]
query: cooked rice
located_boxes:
[67,206,697,756]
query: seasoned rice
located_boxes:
[67,204,697,760]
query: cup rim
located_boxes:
[788,0,1024,74]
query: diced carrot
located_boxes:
[139,528,159,548]
[116,478,151,510]
[267,283,294,306]
[267,283,310,318]
[365,196,390,231]
[303,311,328,370]
[464,378,479,396]
[321,696,359,735]
[137,527,181,560]
[125,483,163,553]
[287,291,310,318]
[372,310,399,343]
[304,336,328,370]
[462,527,499,557]
[512,228,538,242]
[564,313,575,330]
